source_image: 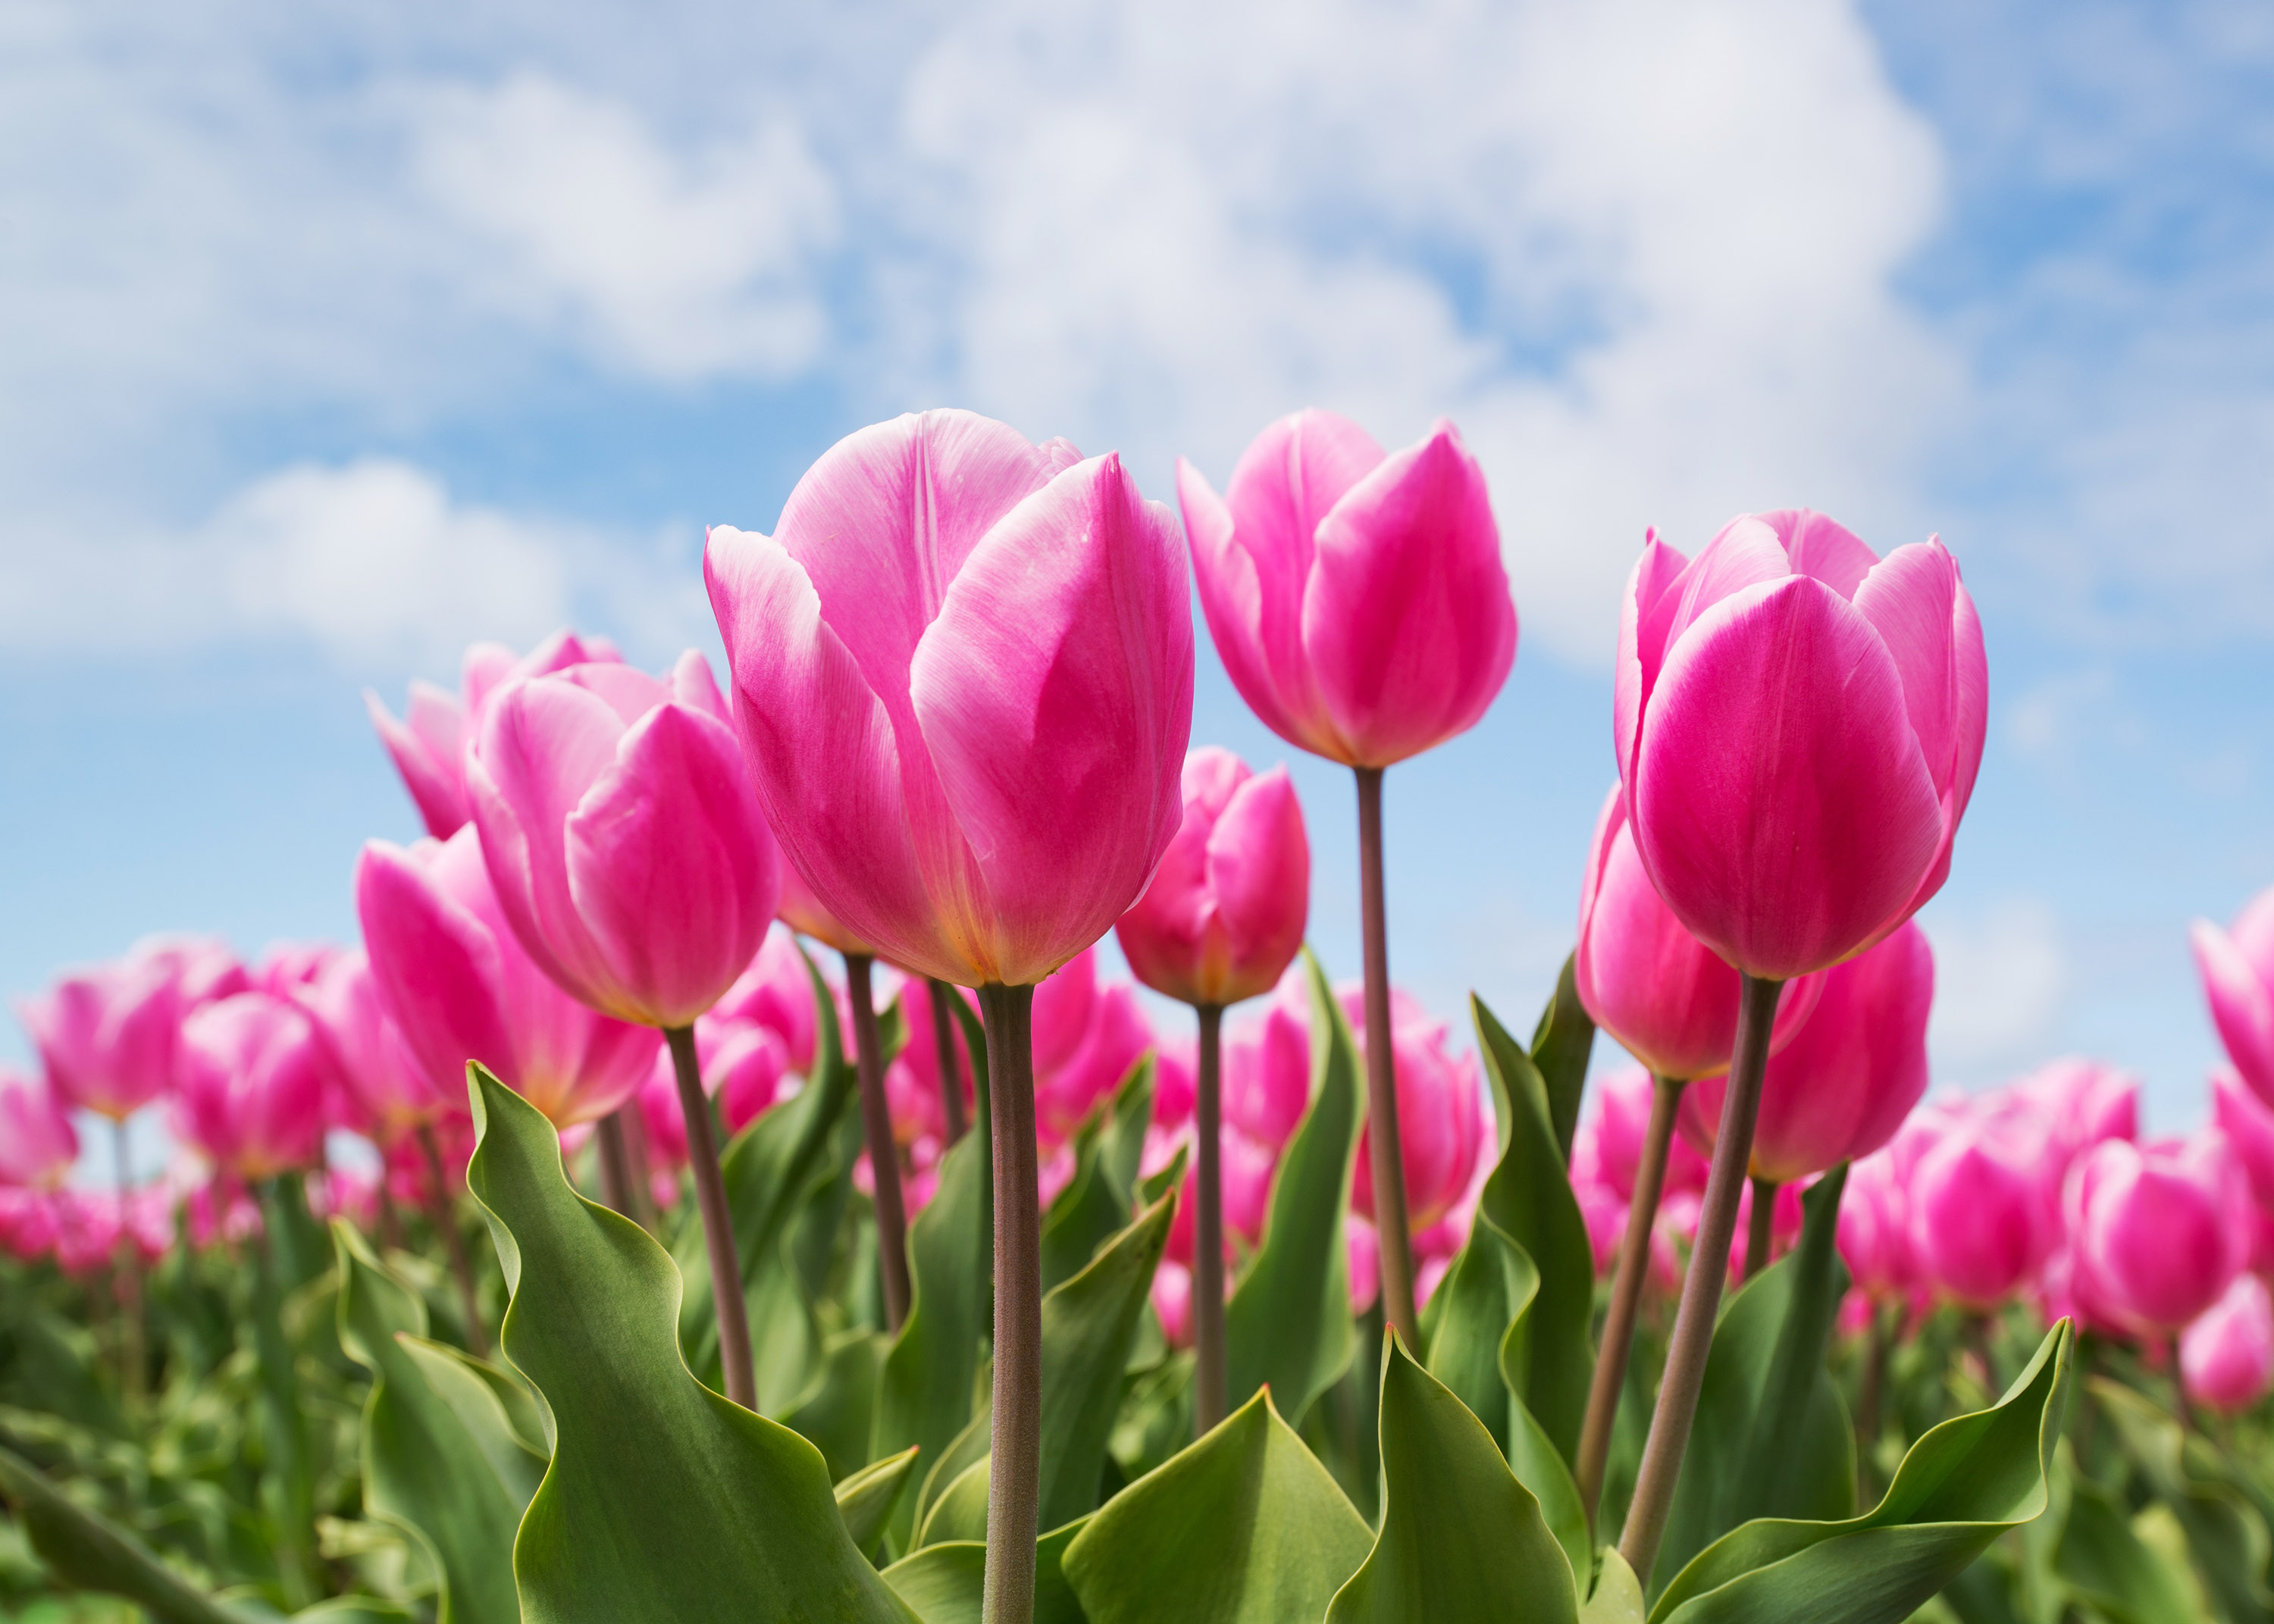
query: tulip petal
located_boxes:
[1759,508,1879,599]
[556,662,670,727]
[566,704,779,1028]
[912,452,1195,986]
[666,649,733,725]
[1853,541,1965,802]
[356,838,518,1102]
[1633,575,1943,978]
[2196,919,2274,1106]
[1612,533,1690,799]
[1302,421,1516,767]
[1653,515,1794,666]
[366,685,470,838]
[1201,766,1311,1006]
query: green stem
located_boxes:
[1745,1175,1778,1281]
[1354,765,1418,1347]
[931,977,971,1144]
[979,983,1041,1624]
[1192,1003,1227,1435]
[616,1101,659,1234]
[111,1122,144,1408]
[666,1024,755,1410]
[846,954,913,1332]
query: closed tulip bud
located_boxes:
[2214,1068,2274,1216]
[290,949,458,1142]
[1178,411,1515,768]
[174,993,327,1181]
[1615,512,1987,979]
[1575,788,1823,1081]
[1030,948,1157,1147]
[2194,886,2274,1106]
[1909,1118,2053,1310]
[1342,984,1486,1233]
[1679,923,1933,1183]
[357,826,659,1128]
[1117,747,1309,1009]
[706,410,1193,988]
[466,651,781,1029]
[0,1068,79,1191]
[888,978,974,1144]
[18,958,183,1122]
[1836,1148,1916,1303]
[711,928,819,1077]
[2066,1134,2251,1336]
[2182,1273,2274,1414]
[1587,1064,1709,1203]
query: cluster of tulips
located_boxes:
[2,404,2271,1624]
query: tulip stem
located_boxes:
[1857,1300,1892,1498]
[593,1112,632,1213]
[1576,1072,1684,1529]
[1193,1003,1228,1436]
[2171,1335,2194,1433]
[1745,1175,1778,1281]
[1353,765,1418,1348]
[111,1121,145,1407]
[930,978,970,1145]
[665,1025,754,1410]
[1620,973,1784,1587]
[845,955,913,1333]
[979,983,1042,1624]
[418,1123,488,1358]
[615,1103,659,1234]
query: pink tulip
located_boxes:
[1679,923,1933,1183]
[1997,1057,2139,1169]
[357,825,660,1128]
[706,409,1193,989]
[2215,1069,2274,1217]
[1575,789,1824,1081]
[130,934,253,1008]
[1585,1065,1710,1203]
[0,1068,79,1190]
[18,957,183,1122]
[888,978,976,1146]
[776,865,878,959]
[1117,747,1309,1009]
[173,993,327,1181]
[1614,512,1987,980]
[50,1188,171,1275]
[291,949,458,1142]
[1152,1259,1195,1348]
[712,926,819,1076]
[1223,981,1313,1151]
[2182,1273,2274,1413]
[1836,1148,1916,1303]
[1908,1115,2052,1310]
[1341,984,1486,1233]
[1029,947,1158,1147]
[643,1015,794,1166]
[0,1187,62,1261]
[1176,411,1515,769]
[466,651,781,1030]
[2066,1134,2251,1336]
[2194,886,2274,1106]
[253,940,341,997]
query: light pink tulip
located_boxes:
[776,865,878,959]
[712,926,819,1076]
[1575,789,1824,1081]
[130,934,253,1008]
[1152,1259,1195,1348]
[174,993,327,1181]
[2215,1069,2274,1217]
[357,826,660,1128]
[291,949,458,1142]
[1117,747,1309,1009]
[1998,1057,2139,1170]
[1029,947,1157,1147]
[18,957,184,1122]
[1836,1148,1916,1303]
[1341,984,1485,1233]
[2194,887,2274,1107]
[466,651,781,1030]
[1586,1065,1710,1203]
[1680,923,1933,1183]
[0,1068,79,1190]
[1908,1116,2052,1310]
[50,1188,172,1275]
[2066,1134,2251,1336]
[2182,1273,2274,1413]
[1177,411,1515,769]
[706,410,1194,988]
[1615,512,1987,981]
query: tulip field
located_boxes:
[8,408,2274,1624]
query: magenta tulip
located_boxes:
[1117,747,1309,1009]
[2066,1134,2251,1336]
[356,826,659,1128]
[2215,1068,2274,1218]
[2182,1273,2274,1413]
[2194,886,2274,1106]
[174,993,327,1181]
[888,977,975,1146]
[1586,1065,1710,1203]
[1342,984,1486,1234]
[291,949,458,1144]
[0,1068,79,1191]
[130,934,253,1009]
[1615,512,1987,981]
[1835,1147,1916,1303]
[712,927,819,1077]
[1998,1057,2139,1171]
[1031,949,1157,1147]
[1177,411,1515,770]
[777,865,878,959]
[18,957,183,1122]
[1907,1116,2053,1310]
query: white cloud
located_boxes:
[1919,896,2069,1079]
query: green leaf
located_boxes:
[1646,1319,2075,1624]
[915,1409,994,1538]
[1225,949,1364,1428]
[1528,953,1596,1164]
[2091,1376,2274,1624]
[1653,1166,1856,1589]
[396,1336,550,1467]
[783,1328,888,1484]
[883,1519,1088,1624]
[334,1221,533,1624]
[1469,994,1596,1469]
[1326,1335,1580,1623]
[838,1447,921,1552]
[1043,1112,1132,1294]
[2054,1475,2200,1624]
[0,1443,263,1624]
[462,1062,916,1622]
[1101,1055,1158,1205]
[1064,1389,1372,1624]
[1583,1553,1647,1624]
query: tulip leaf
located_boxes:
[884,1519,1088,1624]
[2090,1376,2274,1624]
[1469,993,1596,1469]
[1043,1109,1132,1294]
[333,1222,534,1624]
[1528,953,1597,1164]
[783,1327,888,1483]
[1103,1053,1158,1204]
[1326,1334,1580,1623]
[838,1447,921,1552]
[1063,1388,1372,1624]
[462,1062,916,1622]
[1646,1319,2075,1624]
[1583,1553,1648,1624]
[916,1407,994,1537]
[395,1336,550,1466]
[2053,1475,2200,1624]
[918,1455,994,1547]
[1225,949,1364,1429]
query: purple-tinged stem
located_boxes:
[666,1024,753,1409]
[930,977,970,1145]
[1193,1003,1227,1435]
[846,954,912,1332]
[1354,765,1418,1348]
[979,983,1041,1624]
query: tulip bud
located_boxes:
[1835,1149,1915,1303]
[2182,1273,2274,1413]
[711,928,819,1077]
[0,1068,79,1191]
[1909,1116,2053,1310]
[290,949,457,1143]
[1585,1064,1709,1203]
[2193,886,2274,1107]
[1340,983,1486,1233]
[174,993,327,1181]
[2066,1134,2251,1335]
[17,957,184,1122]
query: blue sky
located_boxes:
[4,0,2270,1135]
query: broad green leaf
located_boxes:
[1646,1319,2075,1624]
[1470,994,1596,1469]
[1583,1553,1646,1624]
[1654,1166,1856,1589]
[1064,1389,1372,1624]
[1528,953,1596,1164]
[1102,1055,1158,1203]
[916,1408,994,1535]
[838,1447,921,1551]
[884,1519,1088,1624]
[785,1328,888,1482]
[0,1443,262,1624]
[396,1336,550,1466]
[254,1178,324,1609]
[917,1456,992,1547]
[2053,1476,2198,1624]
[1326,1335,1580,1623]
[334,1222,532,1624]
[462,1063,916,1622]
[1225,950,1363,1428]
[1043,1112,1130,1294]
[2091,1377,2274,1624]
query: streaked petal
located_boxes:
[1179,456,1335,756]
[1612,531,1690,800]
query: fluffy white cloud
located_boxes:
[1919,896,2069,1079]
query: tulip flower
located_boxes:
[2214,1069,2274,1229]
[2000,1057,2139,1167]
[1836,1148,1918,1306]
[2066,1133,2251,1338]
[130,933,254,1009]
[713,927,819,1076]
[2194,886,2274,1107]
[173,993,327,1183]
[892,977,975,1148]
[18,957,183,1123]
[1909,1116,2053,1310]
[2182,1273,2274,1415]
[1179,408,1514,1349]
[707,408,1192,1614]
[1342,983,1485,1234]
[1612,508,1984,1583]
[0,1068,79,1191]
[1114,744,1308,1431]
